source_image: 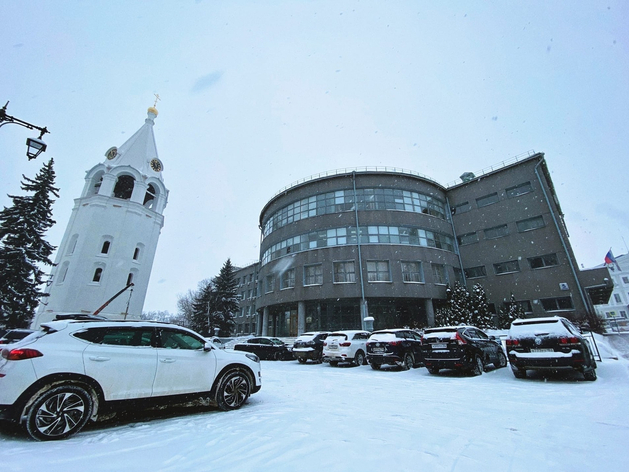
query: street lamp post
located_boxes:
[0,101,50,160]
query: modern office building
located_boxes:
[591,253,629,332]
[236,152,611,337]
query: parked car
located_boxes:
[323,330,371,366]
[292,332,329,363]
[0,320,262,440]
[0,329,35,347]
[420,326,507,376]
[234,337,292,360]
[506,316,597,381]
[366,328,423,370]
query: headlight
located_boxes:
[245,353,260,363]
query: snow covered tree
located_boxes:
[495,293,524,329]
[469,283,493,329]
[212,258,238,336]
[191,279,216,335]
[0,159,59,328]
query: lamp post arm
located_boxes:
[0,101,50,138]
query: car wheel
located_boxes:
[496,351,508,368]
[329,361,339,367]
[471,355,483,376]
[216,369,251,411]
[297,357,307,364]
[25,384,94,441]
[583,367,597,381]
[370,362,381,370]
[401,353,414,371]
[427,366,439,375]
[273,351,282,361]
[354,350,365,366]
[511,366,526,379]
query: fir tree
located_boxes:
[495,293,524,329]
[191,279,216,335]
[469,283,493,329]
[0,159,59,328]
[212,258,237,336]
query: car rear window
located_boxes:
[295,334,317,342]
[327,333,349,341]
[509,319,569,337]
[423,329,458,340]
[368,332,397,342]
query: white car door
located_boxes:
[152,328,217,397]
[82,327,158,400]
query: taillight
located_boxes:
[455,332,467,345]
[559,337,579,345]
[505,338,519,347]
[323,342,328,346]
[3,348,43,360]
[389,341,402,346]
[340,342,351,347]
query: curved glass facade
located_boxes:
[261,225,455,265]
[262,187,447,238]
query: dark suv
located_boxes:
[292,332,329,363]
[420,326,507,376]
[506,316,597,380]
[366,329,423,370]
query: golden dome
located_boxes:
[147,106,159,116]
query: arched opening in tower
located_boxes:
[144,184,157,208]
[113,175,135,200]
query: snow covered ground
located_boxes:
[3,334,629,472]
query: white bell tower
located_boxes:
[33,106,169,326]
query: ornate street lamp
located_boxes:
[0,101,50,160]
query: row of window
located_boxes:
[92,174,159,210]
[90,265,137,287]
[262,187,447,237]
[457,215,545,246]
[497,296,574,314]
[261,260,449,292]
[451,180,534,214]
[66,234,143,262]
[261,225,455,265]
[464,253,560,279]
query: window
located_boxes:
[304,264,323,286]
[621,311,627,318]
[143,184,157,209]
[74,327,154,346]
[92,267,103,283]
[57,262,70,285]
[265,275,275,293]
[528,253,558,269]
[367,261,391,282]
[133,247,141,260]
[484,224,509,239]
[614,294,622,303]
[281,269,295,289]
[540,297,574,311]
[160,329,205,350]
[334,261,356,283]
[431,264,447,285]
[127,273,134,285]
[101,240,111,254]
[453,267,464,285]
[476,192,499,208]
[517,215,545,232]
[464,266,487,278]
[67,234,79,255]
[401,261,423,283]
[622,277,629,284]
[506,181,532,198]
[457,232,478,246]
[451,201,471,215]
[494,260,520,275]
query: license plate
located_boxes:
[530,348,554,353]
[372,347,385,353]
[329,345,338,350]
[432,343,447,350]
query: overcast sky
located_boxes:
[1,1,628,314]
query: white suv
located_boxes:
[0,320,261,440]
[323,330,371,366]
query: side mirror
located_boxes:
[203,342,214,352]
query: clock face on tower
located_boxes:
[150,159,163,172]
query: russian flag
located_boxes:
[605,249,621,270]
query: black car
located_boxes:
[234,337,292,360]
[506,316,597,381]
[366,329,423,370]
[420,326,507,376]
[292,332,329,363]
